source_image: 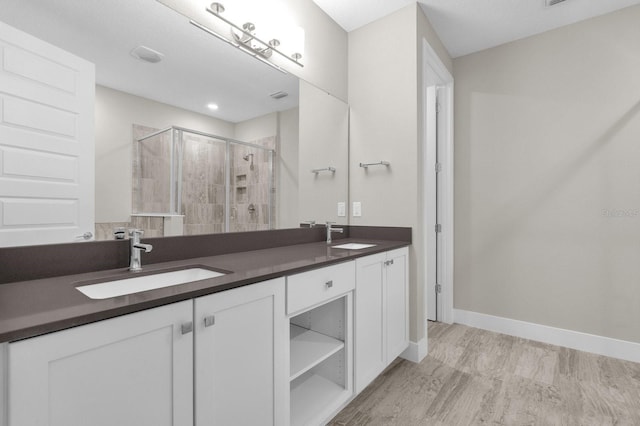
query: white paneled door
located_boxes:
[0,21,95,247]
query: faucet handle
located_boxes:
[114,227,126,240]
[129,228,144,237]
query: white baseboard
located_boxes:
[400,337,428,363]
[453,309,640,364]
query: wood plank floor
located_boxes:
[330,322,640,425]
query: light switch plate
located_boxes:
[353,201,362,217]
[337,202,346,217]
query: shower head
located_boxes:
[243,152,255,170]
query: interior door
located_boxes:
[426,85,438,321]
[0,21,95,247]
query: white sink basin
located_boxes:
[76,268,225,299]
[332,243,377,250]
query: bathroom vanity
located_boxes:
[0,227,410,426]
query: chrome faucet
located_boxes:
[129,229,153,272]
[326,221,344,244]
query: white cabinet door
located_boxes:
[355,247,409,394]
[8,301,193,426]
[195,278,287,426]
[0,21,95,247]
[385,247,409,362]
[354,252,386,394]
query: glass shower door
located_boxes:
[133,128,174,214]
[180,131,227,235]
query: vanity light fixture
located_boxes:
[190,20,288,74]
[207,103,219,110]
[202,2,304,68]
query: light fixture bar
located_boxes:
[205,6,304,68]
[189,20,288,74]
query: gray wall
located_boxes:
[277,108,300,229]
[349,4,452,344]
[453,5,640,343]
[298,81,349,225]
[279,0,348,101]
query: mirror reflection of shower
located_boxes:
[133,125,275,235]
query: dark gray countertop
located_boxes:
[0,238,409,343]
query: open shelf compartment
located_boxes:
[288,293,352,426]
[290,324,344,381]
[290,368,351,426]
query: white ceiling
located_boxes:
[312,0,640,58]
[0,0,299,123]
[3,0,639,120]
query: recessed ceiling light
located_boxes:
[130,45,164,63]
[207,103,219,110]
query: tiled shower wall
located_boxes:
[229,136,276,233]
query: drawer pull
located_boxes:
[385,259,395,266]
[325,280,334,289]
[204,315,215,327]
[181,322,193,335]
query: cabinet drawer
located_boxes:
[287,261,355,314]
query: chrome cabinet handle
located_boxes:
[384,259,395,266]
[325,280,333,288]
[181,322,193,335]
[204,315,215,327]
[75,231,93,240]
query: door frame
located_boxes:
[422,39,454,324]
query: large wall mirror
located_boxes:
[0,0,348,245]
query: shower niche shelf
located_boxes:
[235,174,247,186]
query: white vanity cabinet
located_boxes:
[7,300,194,426]
[194,277,287,426]
[287,261,355,426]
[3,246,410,426]
[354,247,409,394]
[6,277,287,426]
